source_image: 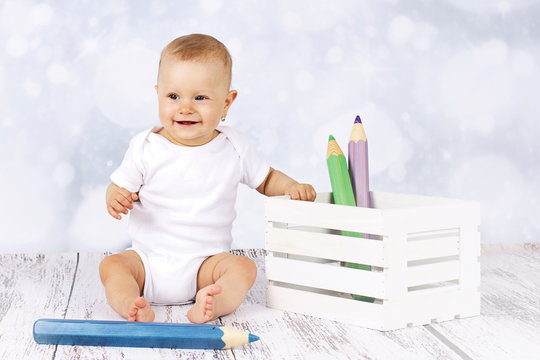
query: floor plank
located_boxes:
[429,244,540,359]
[0,253,77,360]
[55,252,234,360]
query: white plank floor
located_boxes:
[0,244,539,359]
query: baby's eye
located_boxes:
[195,95,207,101]
[168,93,179,100]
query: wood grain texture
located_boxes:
[429,244,540,359]
[1,245,539,359]
[0,253,77,360]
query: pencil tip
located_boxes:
[328,134,335,141]
[249,334,260,343]
[354,115,362,124]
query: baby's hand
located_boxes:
[286,183,317,202]
[106,184,139,220]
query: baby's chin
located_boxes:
[162,126,219,147]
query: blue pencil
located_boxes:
[33,319,259,350]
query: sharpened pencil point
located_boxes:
[355,115,362,124]
[249,334,260,343]
[329,134,335,141]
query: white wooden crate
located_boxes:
[264,191,481,331]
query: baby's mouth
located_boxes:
[176,121,198,126]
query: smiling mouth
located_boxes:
[176,121,198,126]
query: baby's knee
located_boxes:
[234,256,257,282]
[99,253,132,281]
[99,254,121,278]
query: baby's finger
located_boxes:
[117,188,136,205]
[296,187,308,201]
[111,200,129,215]
[289,189,300,200]
[307,185,317,201]
[311,188,317,201]
[115,193,134,209]
[107,205,122,220]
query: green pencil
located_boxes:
[327,135,374,303]
[327,134,356,208]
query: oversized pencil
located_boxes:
[348,115,370,209]
[33,319,259,350]
[326,135,374,302]
[327,134,356,209]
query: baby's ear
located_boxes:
[224,90,238,108]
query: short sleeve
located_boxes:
[110,132,147,193]
[239,139,270,189]
[217,126,270,189]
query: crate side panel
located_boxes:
[265,227,385,267]
[265,256,386,299]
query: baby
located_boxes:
[99,34,316,324]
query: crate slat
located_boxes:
[407,260,460,287]
[265,196,387,235]
[266,284,386,329]
[265,255,385,299]
[267,283,480,330]
[406,234,459,261]
[383,288,481,328]
[265,227,385,266]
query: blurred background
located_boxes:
[1,0,539,252]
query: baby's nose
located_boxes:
[177,100,194,114]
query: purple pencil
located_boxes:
[348,115,370,208]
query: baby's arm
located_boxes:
[257,167,316,201]
[106,182,139,220]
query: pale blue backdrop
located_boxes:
[1,0,539,252]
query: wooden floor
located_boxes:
[0,244,539,359]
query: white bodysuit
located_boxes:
[110,125,270,305]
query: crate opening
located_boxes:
[270,251,376,270]
[283,223,383,241]
[269,280,383,304]
[407,228,460,242]
[408,280,459,293]
[407,255,459,267]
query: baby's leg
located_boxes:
[99,250,155,322]
[187,253,257,323]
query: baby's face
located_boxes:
[155,58,236,146]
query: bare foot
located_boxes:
[187,284,222,323]
[128,297,155,322]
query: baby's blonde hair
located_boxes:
[158,34,232,88]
